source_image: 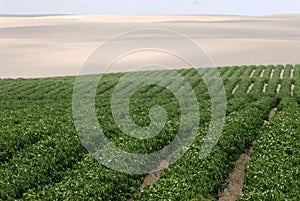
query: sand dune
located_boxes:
[0,14,300,78]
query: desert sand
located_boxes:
[0,14,300,78]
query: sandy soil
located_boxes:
[219,152,252,201]
[249,70,256,78]
[232,84,239,94]
[0,14,300,78]
[276,84,281,93]
[128,160,169,201]
[291,84,295,96]
[270,69,275,79]
[280,69,285,79]
[268,108,277,121]
[290,69,294,78]
[139,160,169,191]
[259,69,264,78]
[247,83,254,93]
[262,83,267,93]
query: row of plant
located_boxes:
[264,65,274,79]
[239,65,255,78]
[218,64,297,80]
[0,96,165,199]
[221,66,239,78]
[0,64,299,200]
[16,94,263,201]
[21,155,144,201]
[223,77,241,95]
[1,64,298,101]
[0,77,74,100]
[294,64,300,79]
[233,78,254,95]
[284,64,293,78]
[0,69,207,164]
[250,65,264,78]
[248,79,265,95]
[0,125,87,200]
[239,97,300,200]
[2,64,297,102]
[0,66,258,200]
[11,78,213,200]
[232,66,248,78]
[273,64,284,79]
[0,69,211,199]
[133,97,276,200]
[1,65,284,164]
[218,66,230,76]
[0,100,72,163]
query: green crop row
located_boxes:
[134,97,276,201]
[284,64,293,78]
[20,93,270,201]
[21,155,144,201]
[0,119,87,200]
[239,97,300,201]
[0,65,299,200]
[0,100,72,163]
[294,64,300,79]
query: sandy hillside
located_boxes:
[0,14,300,78]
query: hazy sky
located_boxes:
[0,0,299,15]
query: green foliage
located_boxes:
[239,98,300,201]
[134,98,275,200]
[0,64,299,200]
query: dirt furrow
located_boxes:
[291,84,295,97]
[259,69,265,78]
[270,68,275,79]
[276,84,281,93]
[128,160,169,201]
[249,70,256,78]
[246,83,254,93]
[218,108,277,201]
[280,69,284,79]
[262,83,267,93]
[218,146,253,201]
[290,69,294,78]
[232,84,239,94]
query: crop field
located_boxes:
[0,64,299,200]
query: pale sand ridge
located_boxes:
[1,14,300,78]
